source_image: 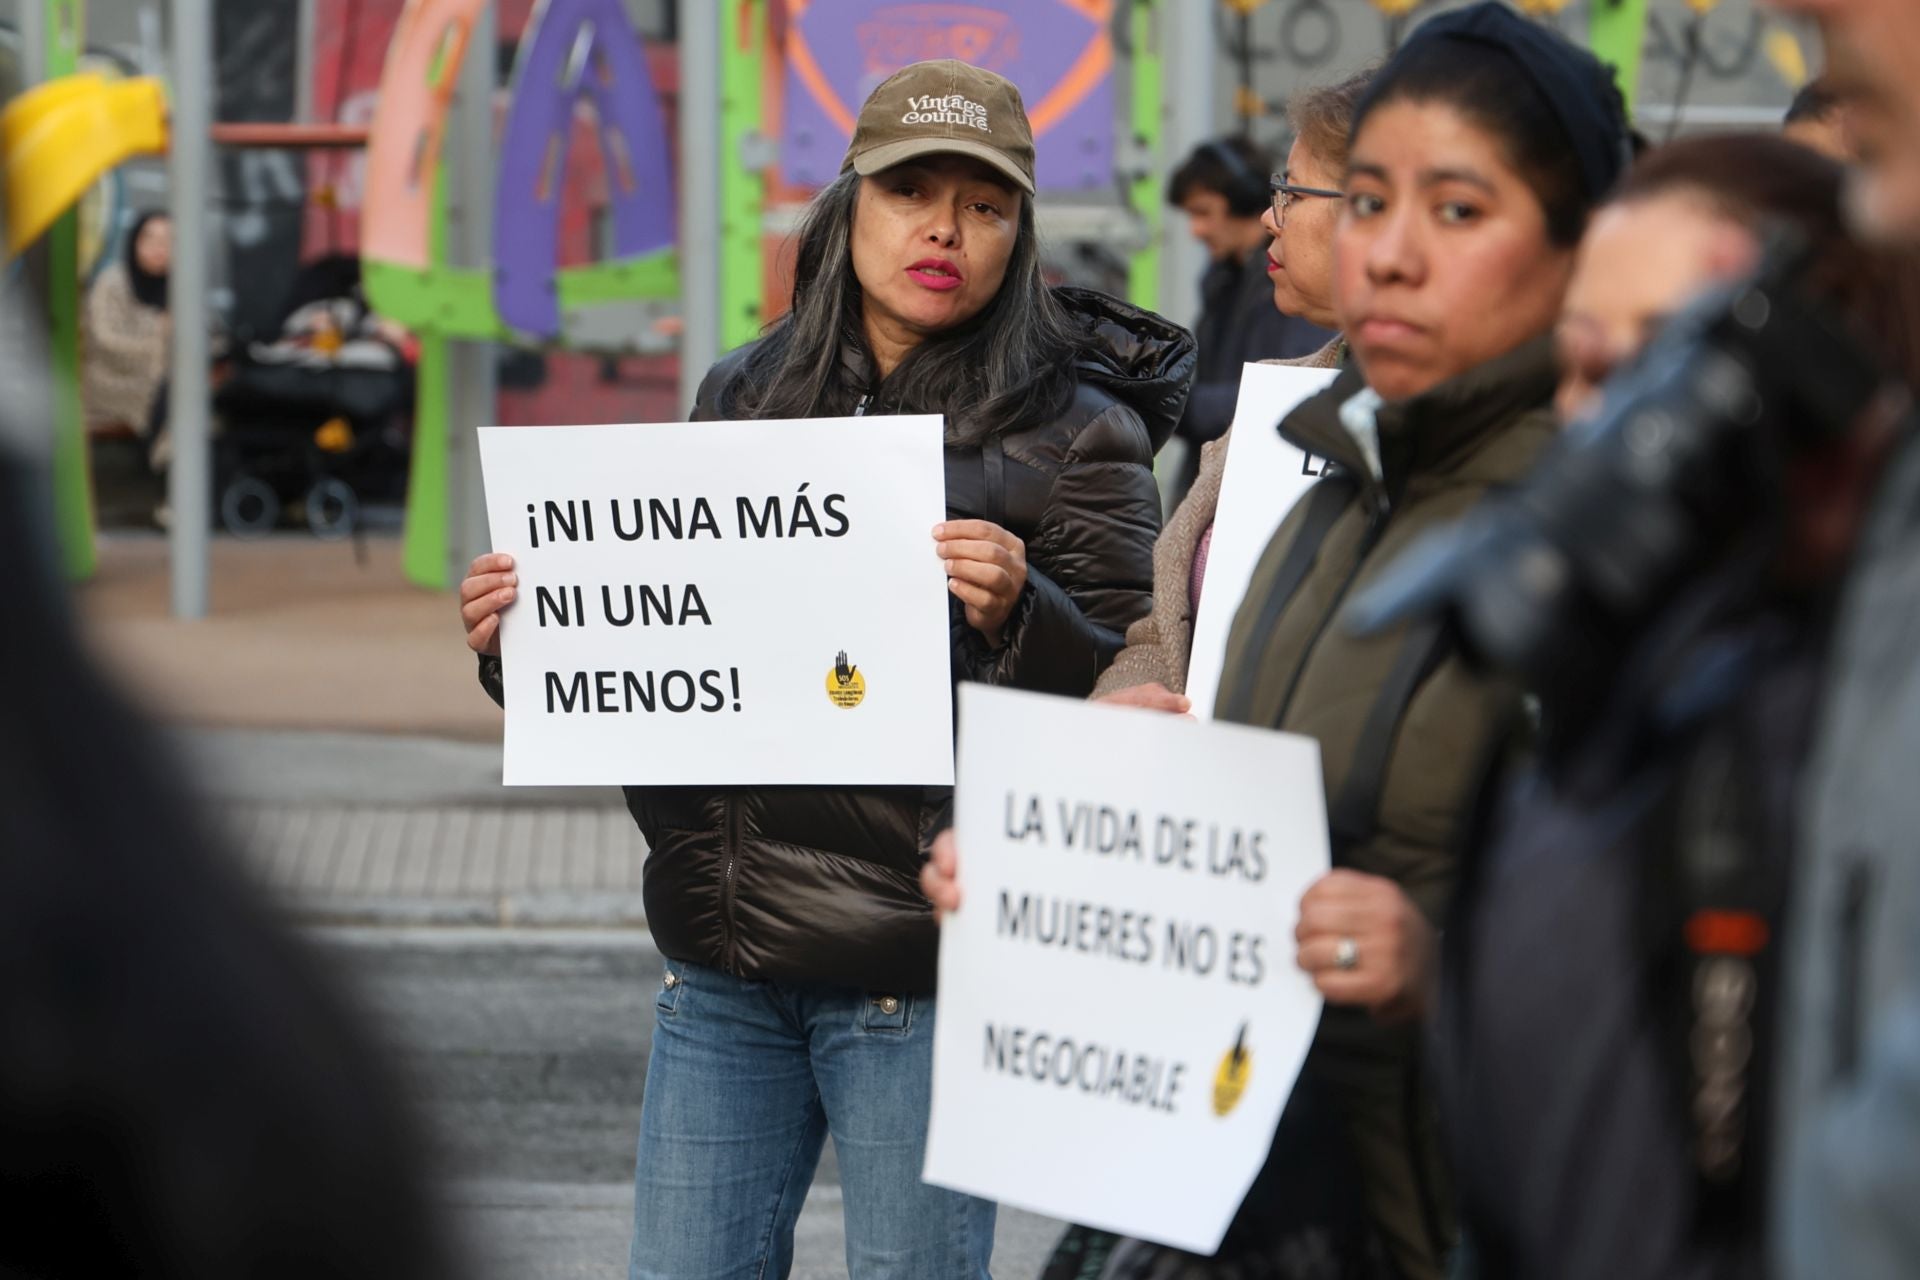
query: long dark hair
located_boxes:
[1612,133,1920,390]
[722,171,1088,444]
[123,211,169,310]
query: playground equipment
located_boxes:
[2,0,170,582]
[1,73,166,259]
[1593,0,1656,106]
[359,0,685,588]
[2,0,1678,609]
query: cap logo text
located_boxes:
[901,93,991,133]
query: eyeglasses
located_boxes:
[1270,176,1344,227]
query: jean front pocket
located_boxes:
[656,964,687,1017]
[860,991,913,1034]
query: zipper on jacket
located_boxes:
[719,795,743,972]
[853,393,873,417]
[1270,501,1391,729]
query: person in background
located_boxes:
[1756,0,1920,1275]
[1093,69,1371,708]
[460,60,1192,1280]
[1435,132,1920,1280]
[80,211,171,438]
[1166,136,1336,500]
[1783,77,1857,160]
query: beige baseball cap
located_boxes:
[840,59,1037,196]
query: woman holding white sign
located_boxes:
[1093,70,1369,709]
[460,58,1194,1280]
[932,6,1634,1277]
[1211,11,1632,1277]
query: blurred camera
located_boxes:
[1344,232,1895,716]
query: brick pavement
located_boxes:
[216,799,646,926]
[177,728,647,927]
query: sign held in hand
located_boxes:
[479,416,954,787]
[1183,362,1341,719]
[923,685,1330,1254]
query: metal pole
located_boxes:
[3,3,55,559]
[294,0,319,122]
[20,2,47,83]
[444,0,497,576]
[677,0,721,414]
[1157,3,1214,333]
[169,0,214,617]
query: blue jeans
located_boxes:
[629,960,996,1279]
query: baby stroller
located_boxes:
[212,255,415,539]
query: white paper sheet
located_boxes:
[478,416,954,787]
[1183,363,1341,719]
[924,684,1330,1254]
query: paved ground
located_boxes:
[321,927,1066,1279]
[184,729,648,926]
[166,726,1066,1277]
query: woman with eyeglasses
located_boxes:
[1082,68,1371,712]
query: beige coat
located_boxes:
[1094,338,1344,697]
[80,264,170,435]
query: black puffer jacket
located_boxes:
[482,288,1194,993]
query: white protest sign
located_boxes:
[478,417,954,788]
[924,684,1329,1254]
[1184,362,1341,719]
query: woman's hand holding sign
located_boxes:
[460,552,518,657]
[934,520,1027,647]
[1294,870,1437,1023]
[923,829,964,921]
[1096,682,1193,716]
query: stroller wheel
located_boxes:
[220,474,281,539]
[306,476,359,540]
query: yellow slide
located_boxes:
[3,74,168,259]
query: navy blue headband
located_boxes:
[1389,1,1633,204]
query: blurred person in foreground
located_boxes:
[930,7,1633,1274]
[1165,136,1337,499]
[1419,133,1920,1280]
[1783,77,1857,161]
[0,288,448,1272]
[1093,70,1368,709]
[1756,0,1920,1275]
[461,60,1192,1279]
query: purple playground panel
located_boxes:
[493,0,677,338]
[780,0,1116,191]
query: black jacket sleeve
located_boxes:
[477,653,505,707]
[953,403,1161,696]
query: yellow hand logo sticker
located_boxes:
[1212,1023,1253,1118]
[826,650,866,709]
